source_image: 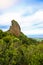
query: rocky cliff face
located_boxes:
[9,20,21,37]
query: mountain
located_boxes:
[0,20,43,65]
[28,35,43,38]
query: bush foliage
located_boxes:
[0,30,43,65]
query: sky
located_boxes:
[0,0,43,35]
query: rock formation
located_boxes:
[9,20,21,37]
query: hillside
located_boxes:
[0,20,43,65]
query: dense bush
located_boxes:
[0,30,43,65]
[0,30,3,39]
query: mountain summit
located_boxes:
[9,20,21,37]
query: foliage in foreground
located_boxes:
[0,30,43,65]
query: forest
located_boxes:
[0,29,43,65]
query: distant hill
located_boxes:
[28,35,43,38]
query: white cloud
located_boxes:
[0,0,19,9]
[23,29,43,35]
[20,10,43,35]
[0,10,43,35]
[0,12,22,26]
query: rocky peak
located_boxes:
[9,20,21,37]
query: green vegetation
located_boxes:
[0,30,43,65]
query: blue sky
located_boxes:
[0,0,43,35]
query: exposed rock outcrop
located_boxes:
[9,20,21,37]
